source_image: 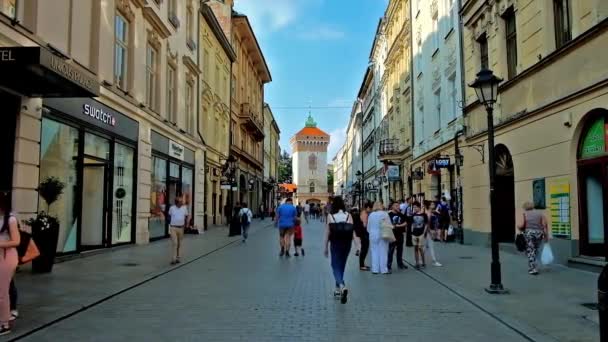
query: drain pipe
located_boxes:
[454,128,465,244]
[196,9,208,231]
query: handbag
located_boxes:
[515,233,526,252]
[17,230,40,265]
[381,218,396,243]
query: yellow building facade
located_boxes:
[379,0,413,202]
[263,103,281,209]
[461,0,608,261]
[200,4,235,226]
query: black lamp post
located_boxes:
[469,68,505,294]
[222,155,238,225]
[356,170,364,208]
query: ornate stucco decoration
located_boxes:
[117,0,135,21]
[430,0,439,19]
[147,29,162,49]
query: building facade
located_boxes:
[292,115,331,205]
[0,0,206,255]
[263,103,280,211]
[200,3,235,226]
[411,0,465,205]
[461,0,608,262]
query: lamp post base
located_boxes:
[485,283,509,294]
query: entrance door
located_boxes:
[578,161,607,256]
[494,145,515,243]
[81,159,110,249]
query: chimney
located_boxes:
[205,0,233,40]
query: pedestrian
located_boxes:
[367,202,390,275]
[436,197,451,242]
[239,202,253,243]
[276,197,297,257]
[259,203,265,220]
[353,205,370,271]
[304,202,310,223]
[388,202,408,271]
[517,201,548,275]
[323,196,353,304]
[269,205,276,221]
[229,202,242,237]
[168,196,188,265]
[8,281,16,322]
[424,201,442,267]
[410,201,428,269]
[0,193,20,335]
[293,218,305,256]
[404,197,414,247]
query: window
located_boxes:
[1,0,17,19]
[231,120,236,145]
[231,75,237,99]
[166,65,176,121]
[145,45,158,110]
[448,75,457,120]
[203,49,210,81]
[554,0,572,49]
[432,18,439,54]
[114,14,129,90]
[444,0,454,32]
[309,181,315,193]
[435,89,441,131]
[503,8,518,79]
[478,33,488,69]
[185,81,194,133]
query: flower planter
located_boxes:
[31,221,60,273]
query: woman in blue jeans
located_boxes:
[323,196,353,304]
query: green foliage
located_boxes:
[278,151,292,183]
[38,177,65,210]
[327,169,334,192]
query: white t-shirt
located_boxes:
[399,203,408,215]
[169,205,189,227]
[239,208,253,223]
[304,204,310,212]
[327,210,349,223]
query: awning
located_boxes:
[0,46,99,97]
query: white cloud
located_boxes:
[327,127,347,161]
[297,26,346,41]
[234,0,299,33]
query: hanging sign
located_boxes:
[428,158,450,174]
[168,140,185,160]
[386,165,400,182]
[580,117,605,158]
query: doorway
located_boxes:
[493,144,515,243]
[81,158,110,249]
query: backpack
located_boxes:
[328,214,353,241]
[240,209,250,224]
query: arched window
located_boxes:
[308,154,317,170]
[309,181,315,193]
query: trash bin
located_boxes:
[599,264,607,342]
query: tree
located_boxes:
[327,169,334,194]
[278,151,292,183]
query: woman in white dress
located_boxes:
[367,202,390,274]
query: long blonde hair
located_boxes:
[372,201,384,211]
[522,201,534,211]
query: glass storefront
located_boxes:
[41,98,138,253]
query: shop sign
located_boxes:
[0,49,15,62]
[549,178,571,238]
[169,140,185,161]
[83,104,116,127]
[428,158,450,174]
[386,165,400,182]
[580,117,605,158]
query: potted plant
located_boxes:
[26,177,65,273]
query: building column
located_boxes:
[136,122,152,244]
[194,149,206,230]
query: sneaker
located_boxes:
[294,252,299,256]
[333,288,341,298]
[285,251,291,258]
[279,250,285,257]
[0,325,11,336]
[414,265,421,270]
[398,264,407,270]
[433,261,443,267]
[421,264,426,268]
[529,269,539,275]
[340,286,349,304]
[9,310,18,321]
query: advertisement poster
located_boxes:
[548,178,571,238]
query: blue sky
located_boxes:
[234,0,387,159]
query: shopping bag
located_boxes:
[381,219,396,243]
[447,225,454,236]
[540,243,554,265]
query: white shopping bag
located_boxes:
[540,243,554,265]
[447,225,455,236]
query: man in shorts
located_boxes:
[275,197,297,257]
[410,202,428,269]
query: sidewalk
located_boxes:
[420,242,600,342]
[5,220,273,340]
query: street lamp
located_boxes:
[356,170,364,208]
[469,68,505,294]
[221,155,238,225]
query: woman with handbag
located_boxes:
[323,196,353,304]
[367,202,391,275]
[0,193,20,335]
[517,201,548,275]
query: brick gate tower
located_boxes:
[291,114,330,205]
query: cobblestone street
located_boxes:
[17,220,541,342]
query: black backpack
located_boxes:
[240,209,250,224]
[328,214,353,240]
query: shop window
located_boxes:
[182,167,193,225]
[114,14,129,90]
[150,156,167,239]
[40,118,79,253]
[112,144,134,244]
[478,33,488,70]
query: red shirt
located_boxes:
[294,225,303,239]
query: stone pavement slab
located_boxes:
[21,220,530,341]
[4,221,272,341]
[408,241,600,342]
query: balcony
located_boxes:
[378,138,400,159]
[238,103,265,141]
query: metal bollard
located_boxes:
[600,264,607,342]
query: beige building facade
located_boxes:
[0,0,205,254]
[461,0,608,261]
[200,4,235,226]
[263,103,280,210]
